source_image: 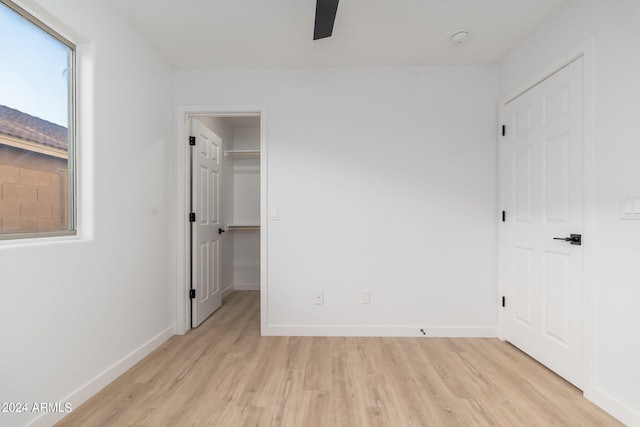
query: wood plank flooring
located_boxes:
[57,291,621,426]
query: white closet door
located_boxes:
[191,119,222,327]
[501,57,584,388]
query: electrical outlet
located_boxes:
[361,290,370,304]
[621,196,640,220]
[314,290,324,305]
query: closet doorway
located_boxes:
[175,106,266,333]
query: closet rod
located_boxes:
[226,225,260,231]
[224,150,260,158]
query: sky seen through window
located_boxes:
[0,2,69,127]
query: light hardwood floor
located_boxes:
[57,291,621,426]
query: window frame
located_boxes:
[0,0,77,240]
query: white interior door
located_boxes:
[501,57,584,388]
[191,118,222,328]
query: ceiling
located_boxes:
[105,0,569,69]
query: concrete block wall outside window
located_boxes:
[0,146,68,233]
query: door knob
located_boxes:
[553,234,581,245]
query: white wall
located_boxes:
[0,1,174,426]
[232,127,260,224]
[175,66,499,336]
[500,1,640,424]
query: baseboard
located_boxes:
[264,324,496,337]
[222,283,258,298]
[27,325,175,427]
[586,386,640,426]
[221,284,235,298]
[233,283,260,291]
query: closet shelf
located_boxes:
[224,150,260,158]
[225,224,260,231]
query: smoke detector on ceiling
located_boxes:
[450,30,469,44]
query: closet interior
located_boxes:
[195,115,260,296]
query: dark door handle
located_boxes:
[553,234,581,245]
[218,228,226,235]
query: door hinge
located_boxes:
[190,289,196,299]
[189,136,196,146]
[189,212,196,222]
[502,296,506,308]
[501,125,506,137]
[502,211,506,222]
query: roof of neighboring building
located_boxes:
[0,104,68,151]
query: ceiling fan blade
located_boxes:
[313,0,339,40]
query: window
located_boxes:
[0,0,75,239]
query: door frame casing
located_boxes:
[175,105,268,335]
[497,39,595,398]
